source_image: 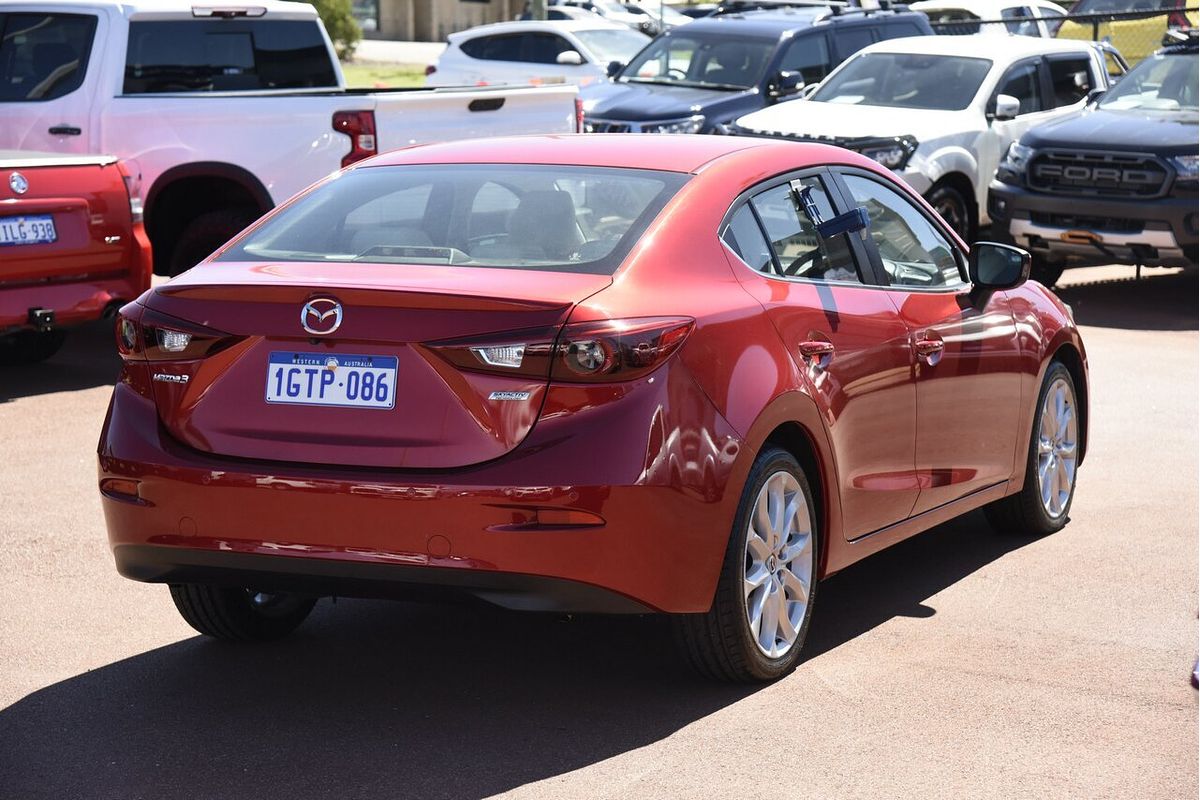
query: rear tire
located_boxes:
[986,361,1079,536]
[169,584,316,641]
[0,329,66,365]
[673,447,818,682]
[168,207,258,277]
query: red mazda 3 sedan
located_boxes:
[99,135,1087,681]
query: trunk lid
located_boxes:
[143,261,610,469]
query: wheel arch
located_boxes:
[927,171,980,236]
[144,162,273,274]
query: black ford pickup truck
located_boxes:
[988,34,1198,286]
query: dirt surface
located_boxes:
[0,265,1195,799]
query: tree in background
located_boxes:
[293,0,361,59]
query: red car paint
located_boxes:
[98,135,1088,614]
[1,153,151,334]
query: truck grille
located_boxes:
[1029,212,1145,234]
[1028,150,1168,198]
[584,119,636,133]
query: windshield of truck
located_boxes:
[812,52,992,110]
[123,19,337,93]
[218,164,690,275]
[1099,52,1199,113]
[574,28,651,65]
[618,33,777,90]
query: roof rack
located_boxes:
[822,1,910,18]
[711,1,849,16]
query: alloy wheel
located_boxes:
[743,470,814,659]
[1036,376,1078,519]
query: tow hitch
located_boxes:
[27,308,55,332]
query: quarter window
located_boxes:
[722,204,774,273]
[0,13,96,101]
[841,174,964,288]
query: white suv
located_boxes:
[429,20,651,89]
[732,35,1119,239]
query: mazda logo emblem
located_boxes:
[301,298,343,335]
[8,172,28,195]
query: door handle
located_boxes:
[798,340,835,369]
[913,337,945,366]
[49,125,82,136]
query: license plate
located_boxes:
[0,214,57,246]
[265,352,397,409]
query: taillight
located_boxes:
[116,160,143,223]
[575,97,584,133]
[1167,10,1190,27]
[426,317,694,383]
[118,306,238,361]
[332,110,378,168]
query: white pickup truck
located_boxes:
[0,0,581,273]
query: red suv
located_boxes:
[99,136,1087,681]
[1,152,151,364]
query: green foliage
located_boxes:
[294,0,361,60]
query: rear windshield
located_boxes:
[218,164,690,275]
[812,52,992,111]
[123,19,337,93]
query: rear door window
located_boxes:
[521,33,572,64]
[0,12,97,101]
[831,27,876,61]
[123,19,337,93]
[1046,55,1094,107]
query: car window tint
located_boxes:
[0,12,96,102]
[722,204,774,273]
[123,20,336,92]
[779,35,831,86]
[842,174,963,288]
[523,33,571,64]
[461,34,521,61]
[750,178,860,283]
[832,27,875,60]
[879,22,926,40]
[221,164,689,276]
[995,61,1043,114]
[1047,56,1093,107]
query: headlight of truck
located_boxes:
[644,115,705,134]
[1003,142,1035,172]
[858,136,917,170]
[1170,154,1199,183]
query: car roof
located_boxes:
[365,134,807,174]
[447,18,630,42]
[8,0,320,18]
[856,32,1096,59]
[679,7,828,37]
[910,0,1062,14]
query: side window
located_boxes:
[722,204,774,274]
[461,34,521,62]
[0,12,96,101]
[995,61,1044,114]
[1001,7,1039,36]
[522,33,571,64]
[841,174,963,288]
[832,28,876,61]
[749,177,860,283]
[878,22,925,40]
[1046,56,1094,107]
[778,35,831,86]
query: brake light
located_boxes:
[426,317,694,383]
[116,313,142,358]
[332,110,378,168]
[116,161,143,223]
[117,306,238,361]
[1167,10,1190,27]
[575,97,584,133]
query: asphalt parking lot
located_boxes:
[0,265,1195,799]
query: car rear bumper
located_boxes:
[99,360,744,614]
[988,180,1200,269]
[0,272,148,332]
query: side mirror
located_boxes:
[993,93,1020,121]
[968,241,1030,305]
[769,70,805,99]
[557,50,585,66]
[606,60,623,78]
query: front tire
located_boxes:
[673,448,818,682]
[986,361,1080,536]
[169,584,316,641]
[926,183,974,242]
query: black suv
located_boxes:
[580,6,932,134]
[988,34,1198,286]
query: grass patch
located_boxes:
[341,62,426,89]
